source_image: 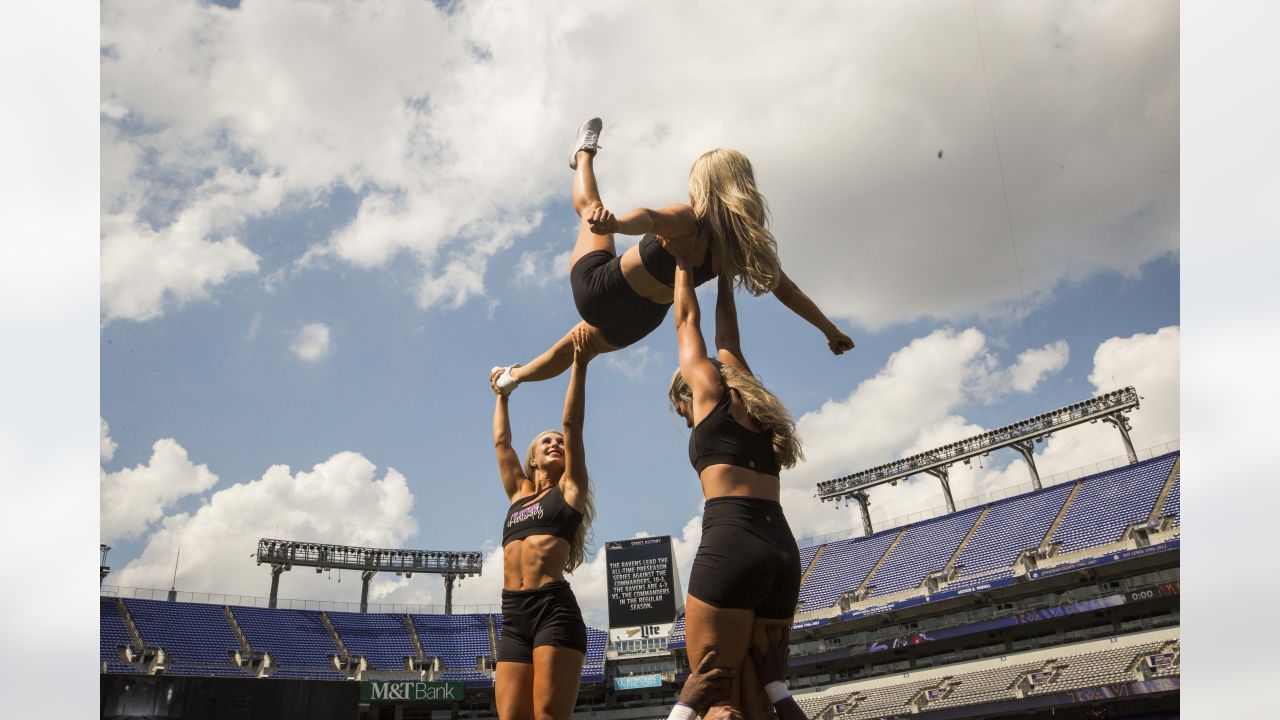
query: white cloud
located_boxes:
[604,346,660,381]
[290,322,332,362]
[101,0,1176,326]
[1008,340,1070,393]
[100,418,117,462]
[101,438,219,544]
[113,451,417,600]
[516,247,573,289]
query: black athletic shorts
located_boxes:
[688,496,802,619]
[497,580,587,663]
[570,250,670,349]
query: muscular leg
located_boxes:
[569,152,616,267]
[508,321,618,384]
[496,662,535,720]
[532,645,584,720]
[685,594,756,714]
[742,619,792,720]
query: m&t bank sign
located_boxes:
[359,681,464,703]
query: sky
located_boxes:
[98,0,1180,627]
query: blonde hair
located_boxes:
[688,148,782,296]
[524,431,595,573]
[667,364,804,470]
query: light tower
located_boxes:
[255,539,484,613]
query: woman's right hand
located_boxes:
[489,367,506,396]
[587,206,618,235]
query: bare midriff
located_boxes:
[502,535,571,591]
[618,233,715,305]
[699,465,781,502]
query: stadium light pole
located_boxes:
[1010,440,1042,490]
[100,544,111,586]
[852,492,874,537]
[1100,412,1139,464]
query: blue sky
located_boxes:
[98,0,1180,621]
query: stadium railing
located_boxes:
[98,586,500,615]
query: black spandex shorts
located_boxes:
[570,250,670,349]
[688,497,802,619]
[497,580,587,663]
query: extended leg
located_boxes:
[531,645,584,720]
[569,152,616,267]
[509,322,617,385]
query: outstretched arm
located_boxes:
[714,271,752,375]
[490,378,528,501]
[771,270,855,355]
[674,258,723,418]
[559,326,594,512]
[588,204,699,255]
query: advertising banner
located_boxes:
[614,673,664,690]
[606,536,681,642]
[359,681,464,704]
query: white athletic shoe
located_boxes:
[569,117,603,170]
[492,365,520,396]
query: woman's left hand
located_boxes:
[587,206,618,235]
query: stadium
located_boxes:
[100,388,1180,720]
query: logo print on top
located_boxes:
[507,502,545,528]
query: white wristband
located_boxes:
[668,703,697,720]
[764,681,791,705]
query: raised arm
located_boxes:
[559,326,595,512]
[674,257,723,418]
[714,270,752,375]
[490,380,528,501]
[770,270,855,355]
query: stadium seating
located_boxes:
[798,529,900,609]
[583,626,607,682]
[412,613,493,670]
[124,598,249,677]
[867,507,983,598]
[1050,454,1178,554]
[230,606,345,680]
[1163,475,1181,526]
[99,598,135,673]
[950,481,1075,580]
[326,610,417,671]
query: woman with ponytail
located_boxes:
[490,326,597,720]
[490,119,852,394]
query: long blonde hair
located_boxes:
[688,148,782,296]
[524,431,595,573]
[668,363,804,469]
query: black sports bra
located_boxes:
[501,484,583,546]
[688,386,781,477]
[638,234,716,288]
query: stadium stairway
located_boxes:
[852,526,909,599]
[1147,455,1182,524]
[1035,482,1083,557]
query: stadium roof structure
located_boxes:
[255,539,483,614]
[817,387,1141,535]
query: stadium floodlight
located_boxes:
[817,387,1141,507]
[255,539,483,614]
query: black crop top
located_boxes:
[688,387,781,477]
[502,483,583,546]
[638,234,716,288]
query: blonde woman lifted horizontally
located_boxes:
[490,117,853,394]
[670,260,804,720]
[490,327,598,720]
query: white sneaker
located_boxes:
[569,117,603,169]
[492,365,520,396]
